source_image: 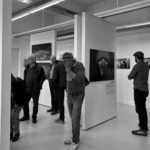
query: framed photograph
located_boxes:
[32,43,51,61]
[90,49,115,82]
[144,58,150,68]
[116,58,130,69]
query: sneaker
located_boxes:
[32,119,37,124]
[47,108,54,112]
[131,129,148,136]
[51,110,58,115]
[54,118,64,124]
[72,142,79,150]
[12,133,20,142]
[19,116,30,121]
[64,139,72,145]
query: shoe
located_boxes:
[131,129,148,136]
[72,142,79,150]
[12,133,20,142]
[10,132,13,140]
[19,116,30,121]
[54,118,64,124]
[32,119,37,124]
[47,108,54,112]
[51,111,58,115]
[64,139,72,145]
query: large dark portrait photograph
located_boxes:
[32,43,51,60]
[90,49,114,82]
[116,58,130,69]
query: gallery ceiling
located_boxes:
[12,0,150,34]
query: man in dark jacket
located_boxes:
[128,51,149,136]
[20,55,45,123]
[47,56,59,115]
[11,74,27,142]
[53,56,66,124]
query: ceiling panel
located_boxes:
[104,7,150,26]
[12,0,44,13]
[73,0,104,5]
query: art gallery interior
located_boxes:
[1,0,150,150]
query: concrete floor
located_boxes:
[10,103,150,150]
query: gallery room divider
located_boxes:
[80,13,117,130]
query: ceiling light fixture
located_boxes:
[17,0,33,4]
[12,0,65,21]
[116,21,150,30]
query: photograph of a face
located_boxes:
[116,58,130,69]
[32,43,51,60]
[90,49,114,82]
[144,58,150,68]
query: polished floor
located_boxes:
[10,103,150,150]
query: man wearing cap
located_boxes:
[128,51,149,136]
[62,52,85,150]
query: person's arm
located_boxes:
[128,64,138,79]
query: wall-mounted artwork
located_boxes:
[144,58,150,68]
[38,62,50,79]
[116,58,130,69]
[90,49,114,82]
[32,43,51,60]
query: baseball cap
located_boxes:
[133,51,144,60]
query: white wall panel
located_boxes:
[116,28,150,108]
[82,12,117,130]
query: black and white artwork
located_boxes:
[32,43,51,60]
[144,58,150,68]
[90,49,115,82]
[116,58,130,69]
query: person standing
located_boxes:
[128,51,149,136]
[62,52,85,150]
[11,74,27,142]
[47,56,58,115]
[53,55,66,124]
[20,55,45,123]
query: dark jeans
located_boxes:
[57,87,65,120]
[11,104,22,134]
[67,92,84,144]
[23,91,40,119]
[134,89,149,130]
[49,79,58,111]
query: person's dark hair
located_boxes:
[133,51,144,60]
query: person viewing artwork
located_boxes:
[128,51,149,136]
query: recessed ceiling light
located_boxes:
[17,0,33,4]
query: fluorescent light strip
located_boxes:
[12,12,30,21]
[116,21,150,30]
[30,0,65,14]
[12,0,65,21]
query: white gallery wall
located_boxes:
[82,13,117,130]
[116,27,150,108]
[12,37,30,78]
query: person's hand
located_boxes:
[65,67,71,73]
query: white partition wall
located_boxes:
[82,12,117,130]
[0,0,11,149]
